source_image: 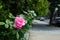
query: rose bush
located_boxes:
[0,0,49,40]
[0,10,36,40]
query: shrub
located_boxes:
[0,10,36,40]
[0,0,49,40]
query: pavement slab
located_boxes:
[29,20,60,40]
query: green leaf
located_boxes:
[5,24,9,28]
[0,22,5,25]
[12,30,17,35]
[5,19,13,29]
[9,21,13,24]
[16,32,19,40]
[6,19,10,24]
[9,13,15,18]
[10,23,13,29]
[27,24,32,29]
[0,5,3,9]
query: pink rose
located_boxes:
[13,16,25,29]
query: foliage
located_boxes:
[0,11,36,40]
[32,0,50,16]
[0,0,49,40]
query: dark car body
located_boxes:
[55,17,60,25]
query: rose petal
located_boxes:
[13,16,25,29]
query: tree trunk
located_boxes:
[49,6,55,25]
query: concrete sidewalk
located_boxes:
[29,20,60,40]
[30,34,60,40]
[29,29,60,40]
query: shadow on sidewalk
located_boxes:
[32,24,60,31]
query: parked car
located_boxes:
[40,17,45,21]
[37,17,45,21]
[55,17,60,25]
